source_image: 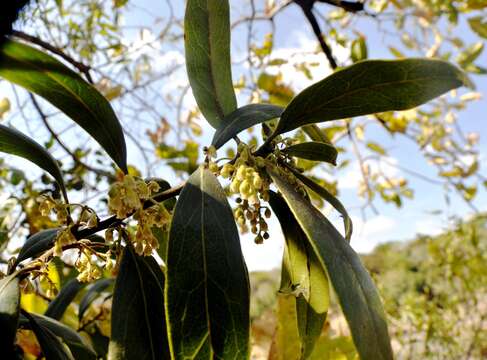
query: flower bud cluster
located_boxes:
[219,144,272,243]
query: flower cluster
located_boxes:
[219,145,272,243]
[53,227,76,257]
[108,175,160,219]
[108,175,170,255]
[132,204,170,256]
[38,195,70,224]
[75,252,102,283]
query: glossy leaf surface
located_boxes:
[211,104,283,149]
[0,40,127,172]
[108,247,169,360]
[274,59,470,136]
[165,167,250,359]
[185,0,237,128]
[269,168,393,360]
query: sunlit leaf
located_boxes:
[268,295,301,360]
[0,125,67,201]
[185,0,237,128]
[270,192,329,359]
[211,104,283,149]
[0,40,127,172]
[468,16,487,39]
[108,247,169,360]
[282,141,338,165]
[165,166,250,359]
[268,168,393,360]
[0,275,20,356]
[273,59,471,137]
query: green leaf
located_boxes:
[13,228,60,269]
[273,59,471,137]
[268,294,301,360]
[45,279,84,320]
[78,278,114,322]
[0,40,127,172]
[185,0,237,128]
[469,16,487,39]
[282,141,338,165]
[287,167,353,241]
[268,168,393,360]
[108,247,170,360]
[165,166,250,359]
[22,312,75,360]
[270,192,329,359]
[211,104,284,149]
[0,275,20,356]
[21,312,96,360]
[302,125,332,145]
[351,37,368,63]
[0,125,67,201]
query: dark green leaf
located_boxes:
[270,192,329,359]
[366,142,387,155]
[273,59,471,136]
[288,168,353,241]
[166,166,250,359]
[268,168,393,360]
[0,275,20,356]
[45,279,84,320]
[0,40,127,172]
[211,104,284,149]
[13,228,60,269]
[282,141,338,165]
[78,278,113,322]
[108,247,169,360]
[21,312,96,360]
[185,0,237,128]
[0,125,67,201]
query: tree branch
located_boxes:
[11,30,94,84]
[294,0,338,69]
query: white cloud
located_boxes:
[350,215,398,253]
